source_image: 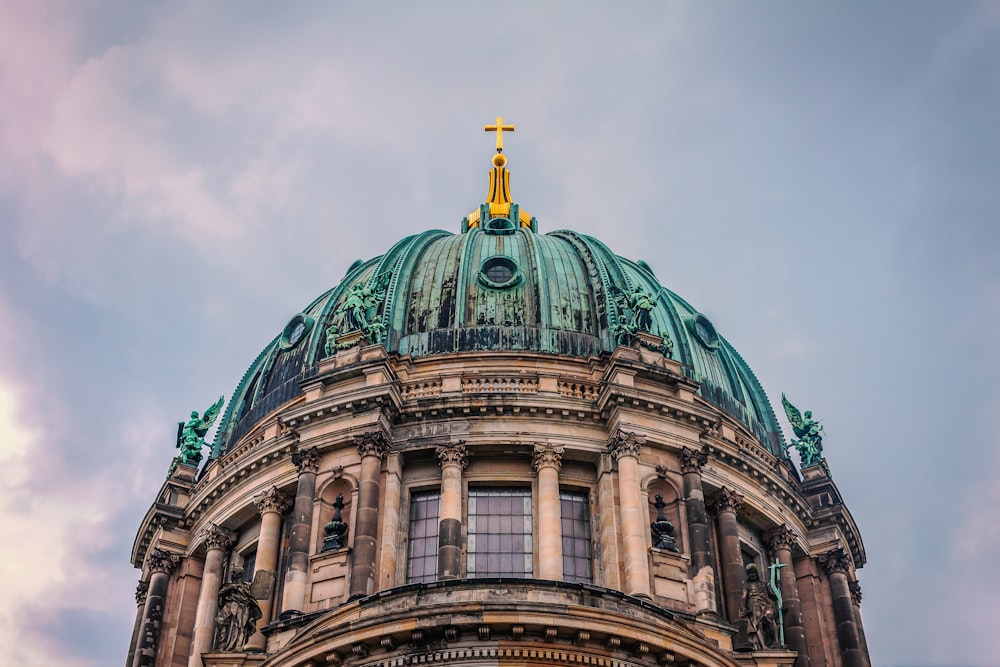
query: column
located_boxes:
[245,486,290,652]
[436,442,467,580]
[281,446,320,615]
[533,443,564,581]
[379,453,403,589]
[133,550,177,667]
[349,431,389,599]
[125,580,148,667]
[188,524,235,667]
[609,430,651,598]
[596,456,621,590]
[849,580,870,662]
[819,548,868,667]
[711,487,749,649]
[679,447,715,614]
[767,526,811,667]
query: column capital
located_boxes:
[608,429,644,461]
[355,431,390,460]
[135,580,149,605]
[145,547,180,576]
[765,524,798,553]
[199,523,237,552]
[292,446,320,474]
[254,486,292,515]
[679,446,708,473]
[849,579,863,605]
[532,443,565,472]
[436,441,468,469]
[818,547,853,576]
[709,487,744,514]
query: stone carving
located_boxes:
[214,568,262,652]
[174,396,224,466]
[145,548,180,575]
[436,441,468,469]
[710,487,744,514]
[819,548,852,576]
[135,580,149,605]
[253,486,291,515]
[765,525,797,553]
[608,430,645,461]
[742,564,779,650]
[849,580,863,605]
[292,447,321,475]
[650,493,679,552]
[325,270,392,353]
[609,284,674,357]
[200,523,237,552]
[781,394,825,469]
[532,443,564,471]
[354,431,390,460]
[320,494,349,552]
[679,447,708,474]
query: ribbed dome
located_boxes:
[213,226,784,458]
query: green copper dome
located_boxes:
[213,225,785,458]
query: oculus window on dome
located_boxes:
[280,313,314,350]
[686,313,720,351]
[477,256,523,290]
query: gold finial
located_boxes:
[485,116,514,153]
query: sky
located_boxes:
[0,2,997,665]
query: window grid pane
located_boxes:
[560,491,593,584]
[406,491,440,584]
[468,488,532,578]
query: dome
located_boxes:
[213,225,784,458]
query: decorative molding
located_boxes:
[608,430,644,461]
[678,446,708,474]
[849,580,863,605]
[355,431,390,460]
[292,446,320,474]
[199,523,237,552]
[145,547,180,575]
[254,486,291,515]
[435,441,468,469]
[765,525,797,553]
[818,548,853,576]
[710,487,744,514]
[135,580,149,605]
[532,443,564,472]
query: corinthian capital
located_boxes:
[765,525,798,553]
[135,580,149,605]
[436,441,468,469]
[254,485,291,515]
[849,580,863,605]
[710,487,744,514]
[354,431,390,460]
[199,523,236,552]
[608,430,645,461]
[145,548,180,576]
[532,443,565,472]
[678,447,708,474]
[818,548,853,576]
[292,446,320,474]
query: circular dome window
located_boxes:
[686,313,720,351]
[279,313,315,349]
[478,256,523,290]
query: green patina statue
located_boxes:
[781,394,825,468]
[767,558,786,647]
[325,271,392,354]
[175,396,224,467]
[609,284,674,358]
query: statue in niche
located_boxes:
[215,567,262,652]
[320,493,349,552]
[741,563,779,650]
[650,493,679,552]
[175,396,224,466]
[781,394,825,469]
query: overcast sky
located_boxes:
[1,2,997,665]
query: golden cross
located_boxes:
[484,116,515,153]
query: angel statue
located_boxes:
[330,270,392,346]
[610,285,662,343]
[781,393,824,468]
[176,396,224,466]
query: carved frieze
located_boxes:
[818,547,853,576]
[355,431,390,460]
[608,430,645,461]
[199,523,237,552]
[532,443,565,471]
[254,486,291,515]
[710,487,744,514]
[679,447,709,474]
[145,548,180,576]
[436,441,468,469]
[292,446,320,474]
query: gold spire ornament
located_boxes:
[464,116,534,231]
[485,116,515,153]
